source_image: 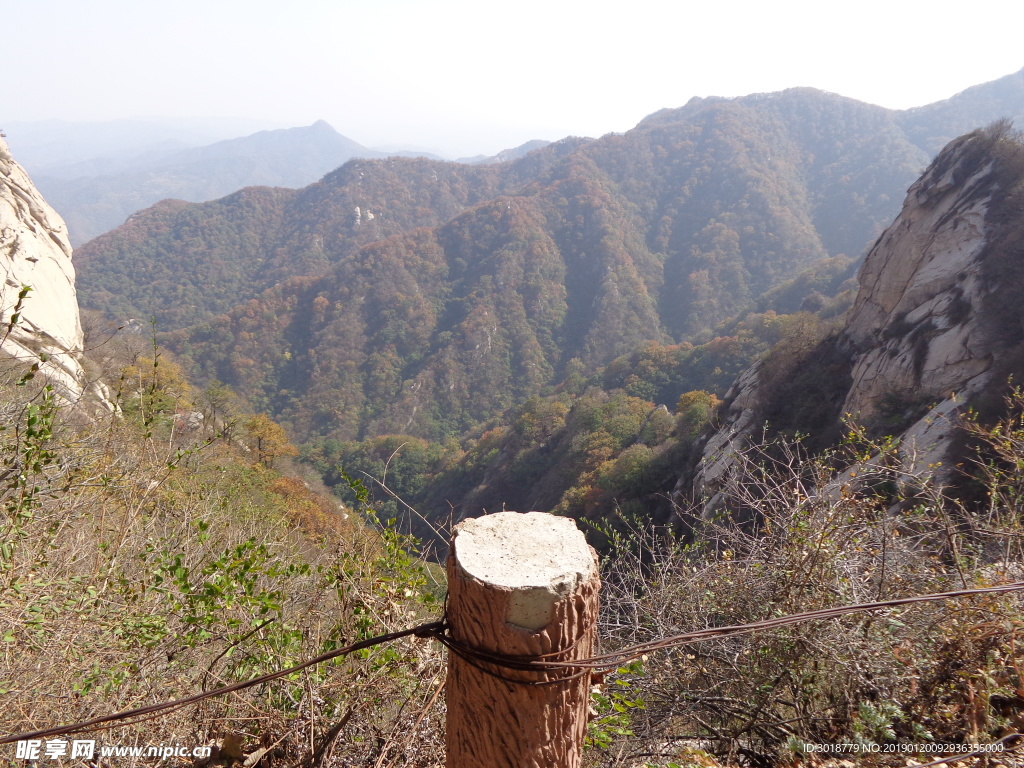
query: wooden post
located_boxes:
[445,511,600,768]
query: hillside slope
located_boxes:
[78,90,928,441]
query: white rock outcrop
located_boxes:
[688,128,1016,510]
[0,136,86,401]
[841,134,999,424]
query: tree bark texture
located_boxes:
[445,511,600,768]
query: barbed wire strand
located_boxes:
[0,621,444,745]
[434,580,1024,682]
[4,581,1024,745]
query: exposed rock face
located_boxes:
[0,136,87,401]
[841,135,999,422]
[689,125,1024,509]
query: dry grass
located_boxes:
[593,414,1024,767]
[0,357,447,767]
[13,338,1024,767]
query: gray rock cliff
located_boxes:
[688,124,1024,511]
[0,136,88,401]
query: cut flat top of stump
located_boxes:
[453,511,596,593]
[453,512,597,630]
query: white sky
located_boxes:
[5,0,1024,157]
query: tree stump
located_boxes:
[445,511,600,768]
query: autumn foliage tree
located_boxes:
[244,413,298,468]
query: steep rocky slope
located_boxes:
[0,136,88,401]
[691,122,1024,511]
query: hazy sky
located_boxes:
[6,0,1024,157]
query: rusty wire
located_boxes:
[0,622,444,745]
[4,581,1024,744]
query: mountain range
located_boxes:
[73,68,1024,452]
[28,121,427,244]
[36,61,1024,248]
[4,118,549,245]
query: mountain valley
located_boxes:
[10,68,1024,764]
[71,70,1024,460]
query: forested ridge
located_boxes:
[78,87,941,443]
[73,72,1024,535]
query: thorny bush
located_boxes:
[591,400,1024,767]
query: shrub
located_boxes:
[594,415,1024,766]
[0,358,446,766]
[675,390,721,442]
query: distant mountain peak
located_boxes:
[35,121,382,244]
[307,119,338,132]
